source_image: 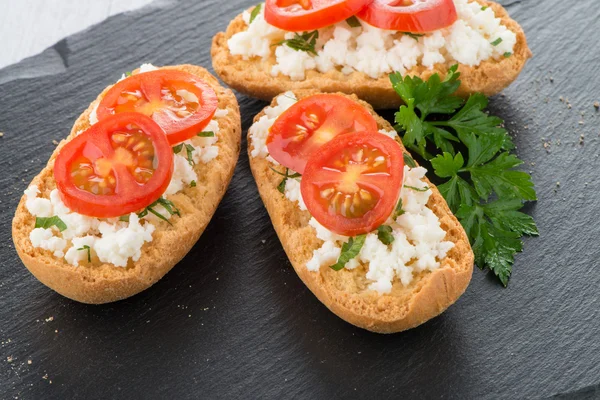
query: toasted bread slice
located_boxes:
[212,0,531,109]
[12,65,241,304]
[248,91,474,333]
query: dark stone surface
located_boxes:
[0,0,599,398]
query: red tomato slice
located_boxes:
[96,70,218,145]
[54,113,174,218]
[301,131,404,236]
[357,0,457,33]
[267,94,378,174]
[265,0,374,31]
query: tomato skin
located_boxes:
[54,113,174,218]
[267,94,378,174]
[265,0,374,31]
[301,131,404,237]
[357,0,457,33]
[96,69,218,145]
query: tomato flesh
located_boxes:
[267,94,378,174]
[265,0,374,31]
[301,132,404,236]
[54,113,174,218]
[357,0,457,33]
[96,70,218,145]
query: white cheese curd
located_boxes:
[247,92,454,293]
[24,65,229,267]
[283,177,306,211]
[94,214,155,267]
[64,236,97,267]
[228,0,517,80]
[30,228,67,258]
[248,91,297,159]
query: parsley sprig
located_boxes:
[391,65,538,286]
[269,167,301,194]
[277,30,319,55]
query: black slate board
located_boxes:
[1,1,600,398]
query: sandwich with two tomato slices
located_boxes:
[247,91,474,333]
[12,64,241,304]
[212,0,531,109]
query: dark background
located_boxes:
[1,0,599,398]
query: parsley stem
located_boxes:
[429,121,451,127]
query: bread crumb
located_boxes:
[52,140,59,145]
[27,360,32,365]
[45,316,54,322]
[42,374,48,380]
[0,132,4,137]
[7,356,13,363]
[594,101,599,110]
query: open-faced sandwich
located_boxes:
[12,64,241,304]
[212,0,531,109]
[248,91,474,333]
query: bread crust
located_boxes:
[212,0,531,109]
[12,65,241,304]
[248,91,474,333]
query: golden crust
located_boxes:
[248,90,474,333]
[12,65,242,304]
[212,0,531,109]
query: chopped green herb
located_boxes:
[392,198,405,219]
[77,245,91,263]
[481,6,488,10]
[377,225,394,245]
[346,15,361,28]
[190,180,197,187]
[503,52,512,58]
[197,131,215,137]
[184,143,195,166]
[125,71,132,77]
[491,38,503,46]
[173,144,183,154]
[270,166,301,194]
[330,235,366,271]
[119,215,130,222]
[277,30,319,55]
[138,197,180,225]
[403,152,417,168]
[35,216,67,232]
[402,32,425,41]
[390,64,538,286]
[249,3,262,24]
[404,185,429,192]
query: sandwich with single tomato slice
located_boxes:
[12,64,241,304]
[248,91,473,333]
[212,0,531,109]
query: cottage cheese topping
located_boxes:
[248,93,454,293]
[228,0,517,80]
[24,65,229,267]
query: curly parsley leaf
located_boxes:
[330,235,366,271]
[249,3,262,24]
[278,30,319,55]
[197,131,215,137]
[377,226,394,245]
[391,65,538,286]
[35,216,67,232]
